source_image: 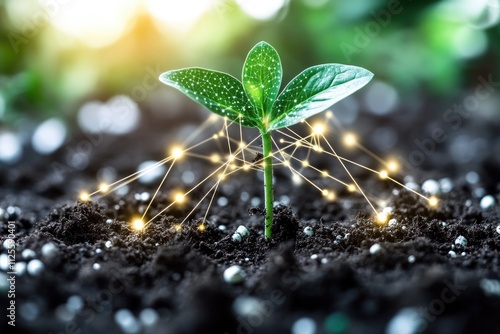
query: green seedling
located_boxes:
[159,41,373,239]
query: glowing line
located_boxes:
[320,132,378,215]
[141,158,177,221]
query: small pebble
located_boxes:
[105,241,113,248]
[461,252,466,256]
[310,254,318,260]
[292,317,317,334]
[67,295,84,313]
[139,308,159,327]
[95,248,102,254]
[106,219,113,224]
[388,218,397,227]
[408,255,416,263]
[303,226,314,236]
[480,195,495,209]
[465,171,479,184]
[236,225,250,237]
[386,308,423,334]
[0,254,9,271]
[41,242,58,258]
[2,239,15,250]
[496,225,500,234]
[140,192,150,202]
[15,262,26,276]
[92,263,101,270]
[114,309,141,334]
[439,178,453,193]
[22,249,36,259]
[218,225,227,231]
[232,233,242,243]
[383,206,394,215]
[455,235,468,247]
[465,199,472,207]
[440,221,447,227]
[27,259,44,276]
[422,179,440,195]
[370,244,382,254]
[448,250,457,258]
[6,206,21,220]
[223,265,245,284]
[402,226,407,230]
[321,258,328,264]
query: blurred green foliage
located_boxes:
[0,0,499,126]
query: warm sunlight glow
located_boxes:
[48,0,136,48]
[237,0,287,20]
[145,0,212,29]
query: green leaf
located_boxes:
[159,68,259,127]
[242,41,282,119]
[268,64,374,131]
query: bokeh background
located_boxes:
[1,0,499,183]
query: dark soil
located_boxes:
[1,116,500,334]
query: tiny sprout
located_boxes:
[160,41,373,239]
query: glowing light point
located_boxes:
[213,134,219,139]
[312,123,326,135]
[343,133,357,147]
[218,173,226,181]
[171,147,184,159]
[131,219,145,232]
[243,164,250,171]
[99,183,110,193]
[295,141,302,147]
[379,170,388,180]
[79,191,90,202]
[347,184,357,192]
[239,141,246,149]
[279,138,285,143]
[283,160,290,167]
[376,212,389,225]
[313,145,323,152]
[428,196,439,208]
[174,193,186,203]
[198,223,206,232]
[174,224,182,232]
[228,154,235,162]
[302,160,309,168]
[210,153,221,163]
[291,173,303,186]
[327,192,336,201]
[322,189,329,196]
[321,170,329,178]
[387,160,399,172]
[325,111,333,119]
